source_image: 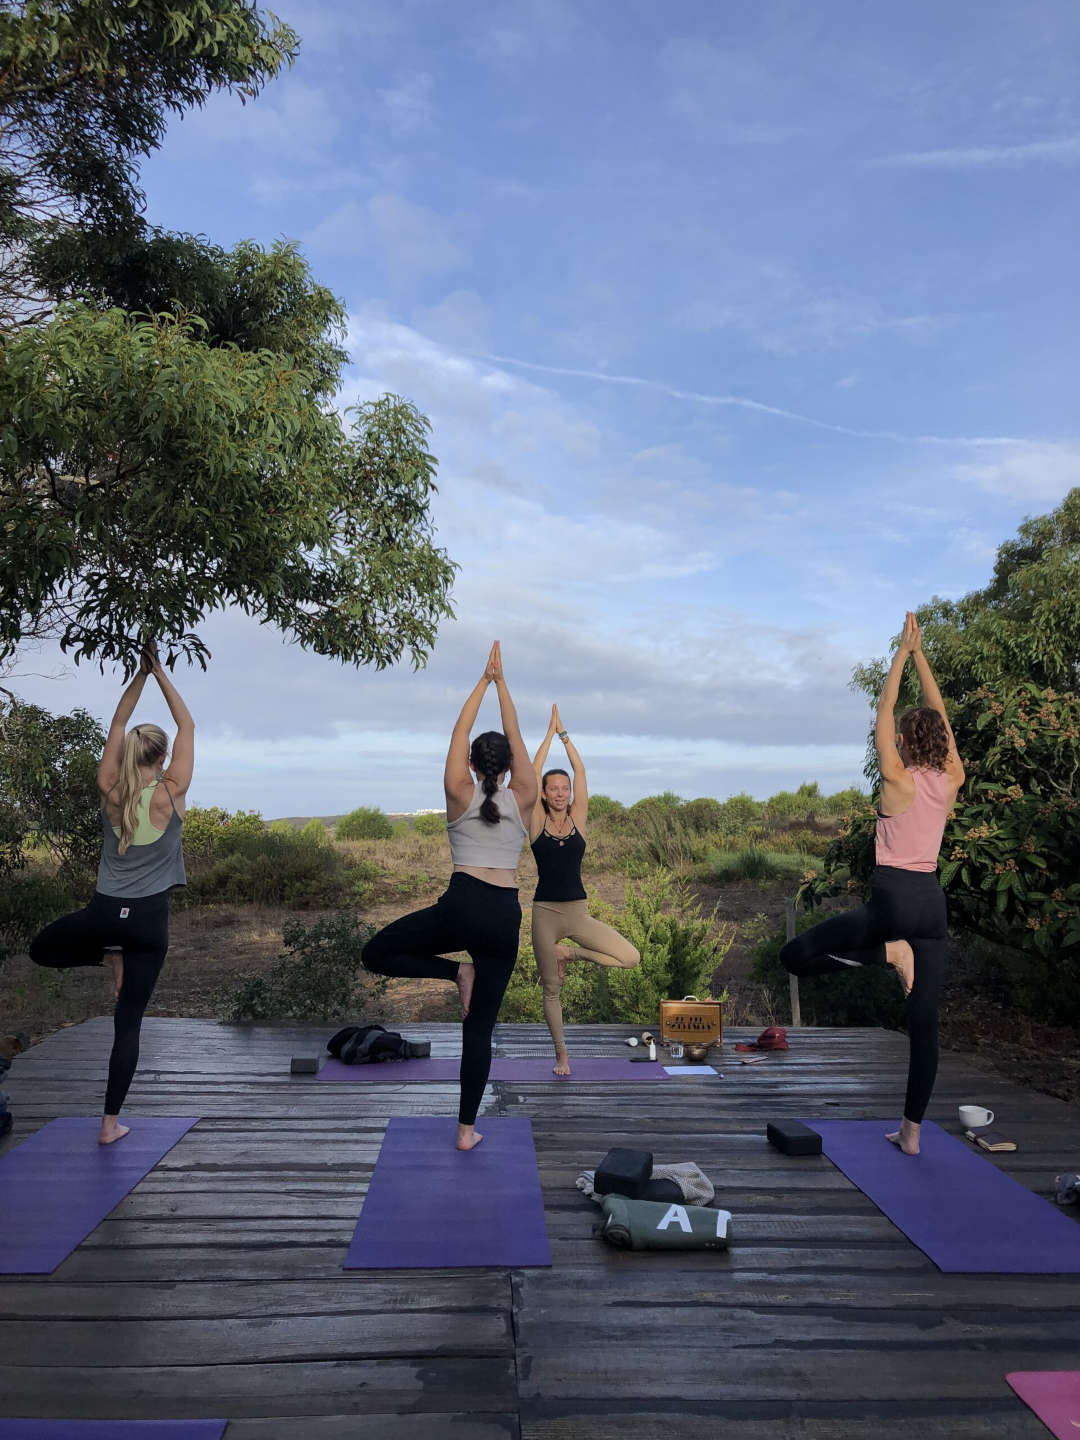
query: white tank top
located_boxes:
[447,784,528,869]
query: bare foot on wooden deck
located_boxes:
[99,1116,130,1146]
[885,940,914,996]
[553,1050,571,1076]
[554,944,572,986]
[103,951,123,1000]
[456,1123,483,1151]
[456,961,475,1018]
[886,1118,920,1155]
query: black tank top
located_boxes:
[532,823,587,902]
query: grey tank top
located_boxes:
[96,786,187,898]
[447,783,528,870]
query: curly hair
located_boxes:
[897,707,949,771]
[469,730,513,823]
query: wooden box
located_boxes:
[659,995,722,1046]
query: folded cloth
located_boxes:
[577,1161,714,1207]
[599,1194,732,1251]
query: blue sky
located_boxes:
[15,0,1080,815]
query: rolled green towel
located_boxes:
[599,1195,733,1251]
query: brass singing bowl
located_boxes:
[684,1043,711,1063]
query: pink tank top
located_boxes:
[875,766,951,873]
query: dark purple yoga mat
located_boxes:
[345,1115,551,1269]
[809,1118,1080,1274]
[0,1425,225,1439]
[318,1056,669,1082]
[0,1116,198,1275]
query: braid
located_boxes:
[469,731,513,824]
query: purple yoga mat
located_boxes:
[809,1118,1080,1274]
[318,1056,670,1082]
[0,1425,225,1439]
[0,1116,198,1275]
[345,1115,551,1269]
[1006,1371,1080,1439]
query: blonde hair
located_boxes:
[115,724,168,854]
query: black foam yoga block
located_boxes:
[767,1120,822,1156]
[595,1147,653,1198]
[641,1176,684,1202]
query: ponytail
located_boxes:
[115,724,168,854]
[469,731,513,824]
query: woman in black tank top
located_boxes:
[530,705,640,1074]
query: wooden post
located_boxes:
[784,895,802,1027]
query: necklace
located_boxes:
[546,816,574,847]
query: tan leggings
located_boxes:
[531,899,640,1055]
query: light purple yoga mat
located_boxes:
[0,1425,225,1439]
[1006,1371,1080,1439]
[809,1118,1080,1274]
[345,1115,551,1269]
[318,1056,670,1082]
[0,1116,198,1275]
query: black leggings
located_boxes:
[361,872,521,1125]
[29,890,170,1115]
[780,865,947,1124]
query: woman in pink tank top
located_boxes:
[782,613,965,1156]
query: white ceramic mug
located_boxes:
[958,1104,994,1128]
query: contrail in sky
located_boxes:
[474,351,1043,449]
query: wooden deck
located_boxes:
[1,1017,1078,1438]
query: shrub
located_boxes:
[336,806,394,840]
[764,782,822,823]
[268,819,293,835]
[412,812,447,836]
[634,806,699,870]
[500,869,730,1027]
[182,830,349,908]
[750,911,905,1028]
[822,786,867,816]
[707,848,820,885]
[300,818,329,843]
[681,797,723,834]
[182,806,265,859]
[715,792,763,835]
[586,794,625,821]
[0,867,79,963]
[629,792,682,815]
[219,914,385,1023]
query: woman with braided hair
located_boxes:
[780,613,965,1156]
[362,642,537,1150]
[29,645,194,1144]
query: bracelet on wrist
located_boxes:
[558,730,569,741]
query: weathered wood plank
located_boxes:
[0,1358,518,1418]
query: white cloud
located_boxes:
[881,135,1080,169]
[412,290,493,350]
[376,72,436,135]
[303,194,466,277]
[951,442,1080,501]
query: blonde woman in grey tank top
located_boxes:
[363,642,537,1151]
[29,646,194,1145]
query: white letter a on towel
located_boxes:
[657,1205,692,1233]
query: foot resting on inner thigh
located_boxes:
[456,961,475,1018]
[885,940,914,996]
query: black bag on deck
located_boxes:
[327,1024,431,1065]
[595,1147,653,1198]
